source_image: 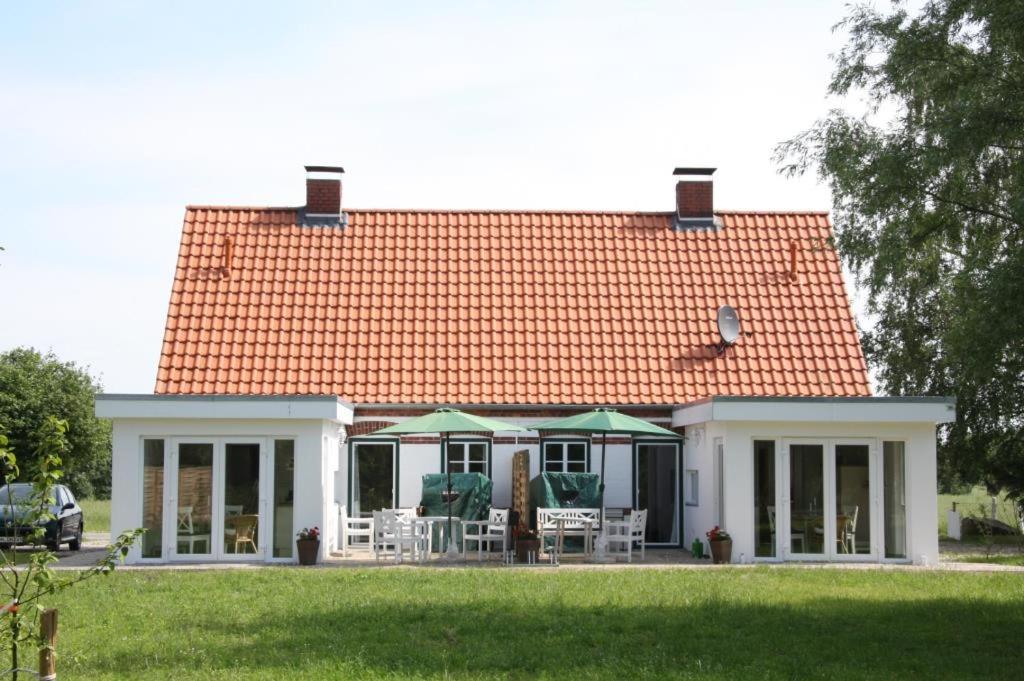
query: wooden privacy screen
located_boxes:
[512,449,529,530]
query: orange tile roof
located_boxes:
[155,207,871,404]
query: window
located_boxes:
[446,442,489,474]
[684,469,699,506]
[753,440,776,558]
[883,441,907,559]
[141,439,165,559]
[542,441,588,473]
[714,438,725,527]
[273,440,295,558]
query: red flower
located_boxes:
[705,525,731,542]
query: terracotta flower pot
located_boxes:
[515,538,541,563]
[296,538,320,565]
[709,539,732,564]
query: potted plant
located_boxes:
[706,526,732,564]
[513,526,540,563]
[296,526,321,565]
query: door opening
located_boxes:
[634,443,680,545]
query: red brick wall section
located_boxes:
[354,407,675,419]
[347,421,396,437]
[306,178,341,214]
[676,180,713,218]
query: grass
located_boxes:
[957,554,1024,567]
[938,486,1018,537]
[79,498,110,534]
[36,568,1024,680]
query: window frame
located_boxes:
[442,439,492,478]
[540,438,591,473]
[348,436,401,514]
[684,469,699,506]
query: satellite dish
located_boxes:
[716,305,740,354]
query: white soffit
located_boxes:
[95,394,354,424]
[672,396,956,428]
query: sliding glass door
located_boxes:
[173,441,215,558]
[222,443,261,557]
[782,439,877,561]
[350,441,397,517]
[835,444,871,556]
[787,443,826,558]
[634,443,681,546]
[165,438,298,561]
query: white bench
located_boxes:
[536,508,601,556]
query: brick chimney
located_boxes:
[304,165,344,219]
[673,167,716,229]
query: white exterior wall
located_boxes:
[110,418,335,564]
[715,420,939,565]
[682,423,718,553]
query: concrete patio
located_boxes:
[39,533,1024,572]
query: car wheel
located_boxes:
[69,524,82,551]
[47,522,62,552]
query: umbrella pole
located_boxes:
[443,432,461,560]
[600,433,607,526]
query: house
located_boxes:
[96,166,954,564]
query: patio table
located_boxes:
[552,516,596,558]
[405,516,452,558]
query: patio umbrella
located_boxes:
[372,408,526,559]
[531,408,681,525]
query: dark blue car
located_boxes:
[0,483,84,551]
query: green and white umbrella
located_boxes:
[531,408,681,524]
[373,408,526,559]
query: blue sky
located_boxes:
[1,1,856,392]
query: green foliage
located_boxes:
[0,347,111,498]
[0,418,141,679]
[777,1,1024,518]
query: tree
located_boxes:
[0,348,111,498]
[777,1,1024,527]
[0,418,140,680]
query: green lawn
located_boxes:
[79,497,110,534]
[938,486,1017,537]
[958,554,1024,567]
[39,568,1024,680]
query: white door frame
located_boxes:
[781,438,878,562]
[632,441,682,547]
[831,438,878,562]
[349,439,399,515]
[218,439,267,562]
[167,437,218,561]
[167,437,269,561]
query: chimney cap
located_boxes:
[673,167,716,176]
[305,165,345,174]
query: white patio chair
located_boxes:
[339,504,374,556]
[390,508,417,520]
[462,508,509,561]
[392,518,426,563]
[768,505,804,553]
[372,510,399,563]
[177,506,194,534]
[223,504,244,543]
[840,506,859,554]
[175,506,210,553]
[604,509,647,562]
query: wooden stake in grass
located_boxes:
[38,609,57,681]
